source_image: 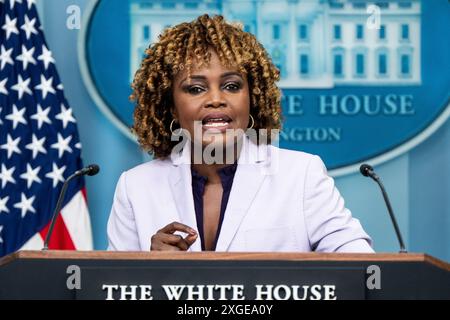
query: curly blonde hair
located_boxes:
[130,14,283,159]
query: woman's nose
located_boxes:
[204,88,226,108]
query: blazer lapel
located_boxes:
[215,136,270,251]
[168,142,202,251]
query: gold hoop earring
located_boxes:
[170,119,178,134]
[248,114,255,129]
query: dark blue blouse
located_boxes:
[191,162,238,251]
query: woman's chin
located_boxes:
[201,135,229,149]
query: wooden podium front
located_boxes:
[0,251,449,300]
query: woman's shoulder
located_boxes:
[266,145,329,177]
[272,144,321,165]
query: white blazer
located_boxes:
[107,135,374,253]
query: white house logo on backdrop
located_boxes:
[79,0,450,176]
[130,0,421,88]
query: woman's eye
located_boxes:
[185,86,204,95]
[223,82,241,92]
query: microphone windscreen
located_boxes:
[359,164,373,177]
[86,164,100,176]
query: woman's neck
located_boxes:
[190,141,241,184]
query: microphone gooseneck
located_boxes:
[42,164,100,250]
[360,163,407,253]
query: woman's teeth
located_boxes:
[203,121,229,127]
[203,118,230,127]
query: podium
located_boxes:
[0,251,449,300]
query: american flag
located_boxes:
[0,0,92,257]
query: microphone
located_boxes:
[42,164,100,250]
[75,164,100,177]
[360,164,407,253]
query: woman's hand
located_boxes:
[150,222,198,251]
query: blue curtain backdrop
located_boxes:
[37,0,449,261]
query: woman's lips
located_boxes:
[201,113,232,123]
[200,112,233,132]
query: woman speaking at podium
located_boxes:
[107,14,373,253]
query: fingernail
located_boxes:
[189,228,197,235]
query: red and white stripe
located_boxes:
[20,189,93,251]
